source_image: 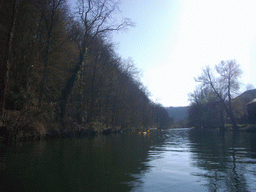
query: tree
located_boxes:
[0,0,172,140]
[59,0,133,126]
[188,85,224,130]
[0,0,17,118]
[195,60,242,131]
[246,83,255,91]
[35,0,67,105]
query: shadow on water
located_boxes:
[188,129,256,191]
[0,131,166,192]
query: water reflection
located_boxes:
[131,129,256,191]
[188,129,256,191]
[1,129,256,191]
[0,132,165,191]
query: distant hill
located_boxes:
[165,106,189,121]
[164,89,256,122]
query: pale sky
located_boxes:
[112,0,256,107]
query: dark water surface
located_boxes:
[1,128,256,191]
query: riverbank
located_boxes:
[0,117,154,145]
[190,124,256,133]
[0,109,159,145]
[238,124,256,132]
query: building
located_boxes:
[247,98,256,123]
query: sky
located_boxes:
[111,0,256,107]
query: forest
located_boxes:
[0,0,172,142]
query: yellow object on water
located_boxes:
[139,132,141,134]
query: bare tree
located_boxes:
[34,0,67,105]
[59,0,133,126]
[246,83,255,91]
[188,85,224,130]
[195,60,242,131]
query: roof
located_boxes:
[247,98,256,105]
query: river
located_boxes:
[1,128,256,191]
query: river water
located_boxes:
[1,128,256,191]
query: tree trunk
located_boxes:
[88,64,97,124]
[59,52,84,126]
[219,103,225,133]
[220,99,238,131]
[38,0,63,105]
[0,0,16,118]
[210,82,238,132]
[39,32,51,105]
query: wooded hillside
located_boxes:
[0,0,172,142]
[165,107,188,121]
